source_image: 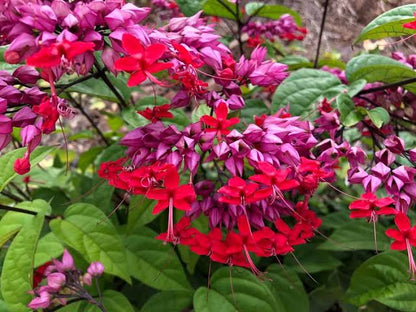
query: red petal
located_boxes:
[173,199,191,210]
[164,167,179,189]
[395,213,411,231]
[127,71,147,86]
[278,179,300,191]
[374,197,395,208]
[144,43,167,65]
[249,174,271,185]
[215,101,228,120]
[152,200,169,214]
[349,200,370,210]
[26,46,61,68]
[376,207,397,216]
[349,210,371,218]
[403,21,416,30]
[114,56,140,72]
[200,115,218,127]
[146,188,169,200]
[64,41,95,60]
[175,184,195,200]
[122,33,144,55]
[385,228,404,241]
[390,241,406,250]
[147,62,173,74]
[228,177,246,188]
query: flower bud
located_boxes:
[384,135,405,154]
[28,291,51,309]
[14,157,31,175]
[87,262,104,277]
[12,66,39,84]
[53,249,75,272]
[47,272,66,291]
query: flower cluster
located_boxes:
[242,14,307,47]
[28,250,104,310]
[99,102,330,273]
[151,0,182,20]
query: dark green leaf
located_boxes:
[176,0,205,16]
[193,287,237,312]
[267,264,309,312]
[245,2,302,25]
[355,4,416,43]
[126,196,158,233]
[0,146,56,192]
[203,0,237,21]
[50,203,131,283]
[84,290,135,312]
[367,107,390,128]
[272,68,344,116]
[346,251,416,311]
[125,225,191,291]
[319,219,390,251]
[78,146,105,172]
[68,78,120,103]
[346,54,416,93]
[1,213,44,311]
[141,290,193,312]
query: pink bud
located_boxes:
[384,135,405,154]
[87,262,104,277]
[12,66,40,84]
[21,125,42,153]
[0,115,12,134]
[47,272,66,291]
[102,46,120,76]
[53,249,75,272]
[82,273,92,286]
[28,291,51,309]
[0,134,11,151]
[409,148,416,162]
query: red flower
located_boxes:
[200,101,239,141]
[156,217,197,245]
[189,228,223,256]
[33,261,53,288]
[32,97,59,134]
[138,104,174,123]
[27,40,95,68]
[114,33,172,87]
[385,213,416,280]
[252,227,292,257]
[349,192,396,220]
[171,41,202,68]
[385,213,416,251]
[218,177,271,206]
[403,13,416,30]
[249,162,299,200]
[210,232,249,268]
[146,166,196,242]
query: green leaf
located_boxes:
[126,196,158,234]
[141,290,193,312]
[336,93,363,127]
[78,146,105,172]
[245,2,302,25]
[345,54,416,93]
[84,290,135,312]
[355,4,416,43]
[191,103,211,123]
[367,107,390,128]
[319,219,390,251]
[125,225,191,291]
[0,146,56,192]
[346,79,367,97]
[203,0,237,21]
[267,264,309,312]
[1,213,44,312]
[208,267,277,312]
[49,203,131,283]
[34,233,64,267]
[176,0,204,16]
[68,78,120,103]
[284,243,342,274]
[347,251,416,311]
[0,300,11,312]
[272,68,344,116]
[193,287,237,312]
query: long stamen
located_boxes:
[406,239,416,281]
[243,245,268,280]
[167,197,175,242]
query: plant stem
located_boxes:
[94,60,127,110]
[66,93,111,146]
[356,77,416,96]
[0,203,55,220]
[314,0,330,68]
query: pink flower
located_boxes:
[53,249,75,272]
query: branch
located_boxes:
[0,203,55,220]
[356,77,416,96]
[66,93,111,146]
[314,0,330,68]
[94,60,127,110]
